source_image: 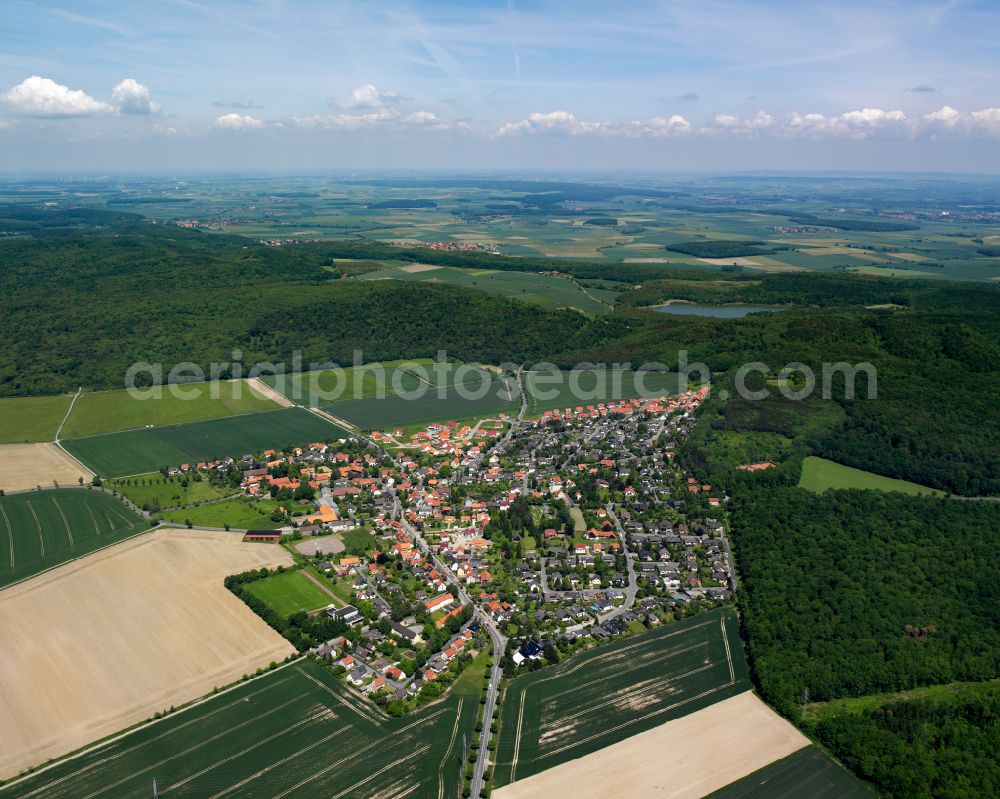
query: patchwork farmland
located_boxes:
[493,608,749,787]
[62,408,350,477]
[0,489,148,589]
[1,654,484,799]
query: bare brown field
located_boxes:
[244,377,294,408]
[0,443,93,493]
[883,251,928,262]
[623,257,673,263]
[0,529,294,779]
[494,691,809,799]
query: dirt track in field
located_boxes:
[494,691,809,799]
[244,377,295,408]
[0,443,93,493]
[0,529,294,780]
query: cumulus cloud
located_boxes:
[703,108,914,139]
[969,107,1000,134]
[214,112,264,130]
[497,111,691,138]
[112,79,159,115]
[334,84,409,111]
[1,76,113,117]
[924,105,962,128]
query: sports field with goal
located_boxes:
[0,488,148,588]
[1,655,485,799]
[493,608,750,787]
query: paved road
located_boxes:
[392,492,507,797]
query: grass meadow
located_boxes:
[60,380,280,439]
[158,497,286,530]
[798,456,944,496]
[1,653,486,799]
[0,489,148,588]
[493,608,750,787]
[62,408,350,477]
[0,395,73,443]
[108,472,235,511]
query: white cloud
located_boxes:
[497,111,691,138]
[112,79,159,115]
[1,76,113,117]
[969,108,1000,135]
[214,112,264,130]
[924,105,962,128]
[335,84,409,111]
[294,106,444,131]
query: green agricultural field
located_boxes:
[493,608,750,787]
[799,456,944,496]
[108,472,235,511]
[330,374,519,431]
[158,497,285,530]
[706,747,876,798]
[60,380,280,438]
[523,368,685,416]
[243,568,334,616]
[259,358,435,405]
[355,263,615,314]
[0,394,73,443]
[62,408,350,477]
[0,489,149,588]
[1,654,484,799]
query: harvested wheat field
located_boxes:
[494,691,809,799]
[0,443,92,493]
[0,528,294,780]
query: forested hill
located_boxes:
[2,215,998,494]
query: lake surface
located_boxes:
[654,303,783,318]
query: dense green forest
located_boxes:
[729,487,1000,715]
[1,208,998,495]
[665,240,772,258]
[810,684,1000,799]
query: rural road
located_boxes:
[392,494,507,797]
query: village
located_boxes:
[143,382,736,717]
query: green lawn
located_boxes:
[799,456,944,496]
[243,568,333,616]
[63,407,350,477]
[494,608,750,787]
[0,394,73,443]
[1,657,480,798]
[60,380,280,438]
[158,497,285,530]
[0,489,149,588]
[108,472,235,511]
[706,747,876,798]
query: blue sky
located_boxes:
[2,0,999,171]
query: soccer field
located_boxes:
[0,489,148,588]
[1,655,484,799]
[493,608,750,787]
[62,408,351,477]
